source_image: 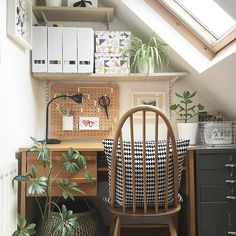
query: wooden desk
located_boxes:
[18,142,196,236]
[185,146,196,236]
[18,142,104,219]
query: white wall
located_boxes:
[0,0,45,161]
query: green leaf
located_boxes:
[175,92,184,98]
[52,205,79,236]
[13,173,32,182]
[59,179,85,200]
[12,214,36,236]
[197,103,205,111]
[28,176,47,195]
[31,165,37,179]
[183,90,190,98]
[188,91,197,98]
[63,160,79,173]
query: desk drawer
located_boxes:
[26,179,97,197]
[201,186,236,202]
[200,170,236,185]
[197,153,236,170]
[26,151,97,178]
[199,203,236,236]
[26,151,97,197]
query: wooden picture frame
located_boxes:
[7,0,32,49]
[131,92,166,118]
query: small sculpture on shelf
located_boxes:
[73,0,92,7]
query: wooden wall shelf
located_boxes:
[32,72,187,82]
[33,6,114,24]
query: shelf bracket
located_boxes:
[46,81,50,104]
[40,10,48,26]
[106,11,110,30]
[169,76,179,120]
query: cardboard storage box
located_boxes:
[95,53,130,74]
[95,31,131,54]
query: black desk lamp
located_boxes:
[45,93,83,144]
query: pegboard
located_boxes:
[50,83,119,140]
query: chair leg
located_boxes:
[168,217,177,236]
[113,216,121,236]
[173,215,178,233]
[109,216,117,236]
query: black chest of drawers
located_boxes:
[195,148,236,236]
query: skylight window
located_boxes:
[175,0,235,40]
[157,0,236,52]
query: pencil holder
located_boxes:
[62,115,73,130]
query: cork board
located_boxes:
[50,83,119,140]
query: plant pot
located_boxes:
[138,58,154,73]
[62,116,73,130]
[46,0,62,7]
[38,199,106,236]
[67,0,98,7]
[177,123,198,145]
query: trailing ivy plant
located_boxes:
[12,137,92,236]
[170,90,205,123]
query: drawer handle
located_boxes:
[226,180,236,184]
[225,164,236,168]
[227,196,236,200]
[228,232,236,235]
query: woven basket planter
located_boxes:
[38,199,105,236]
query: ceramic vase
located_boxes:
[46,0,62,7]
[177,122,198,145]
[62,116,73,130]
[138,57,155,73]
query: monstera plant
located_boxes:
[12,137,91,236]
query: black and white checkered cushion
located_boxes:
[102,139,189,208]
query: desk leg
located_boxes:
[187,150,195,236]
[19,151,27,219]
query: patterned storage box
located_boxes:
[95,53,130,74]
[95,31,131,54]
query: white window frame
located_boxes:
[157,0,236,53]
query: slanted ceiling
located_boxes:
[100,0,236,119]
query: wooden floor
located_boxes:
[107,226,170,236]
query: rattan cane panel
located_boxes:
[50,83,119,140]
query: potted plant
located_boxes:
[127,34,169,73]
[12,137,91,236]
[170,90,205,144]
[46,0,62,7]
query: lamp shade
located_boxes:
[45,92,83,144]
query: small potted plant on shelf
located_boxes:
[170,90,205,145]
[12,137,91,236]
[46,0,62,7]
[127,34,169,74]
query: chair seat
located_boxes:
[108,204,181,217]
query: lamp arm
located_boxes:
[45,95,71,141]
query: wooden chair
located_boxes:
[108,105,180,236]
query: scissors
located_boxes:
[99,96,110,119]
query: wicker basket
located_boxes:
[39,199,106,236]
